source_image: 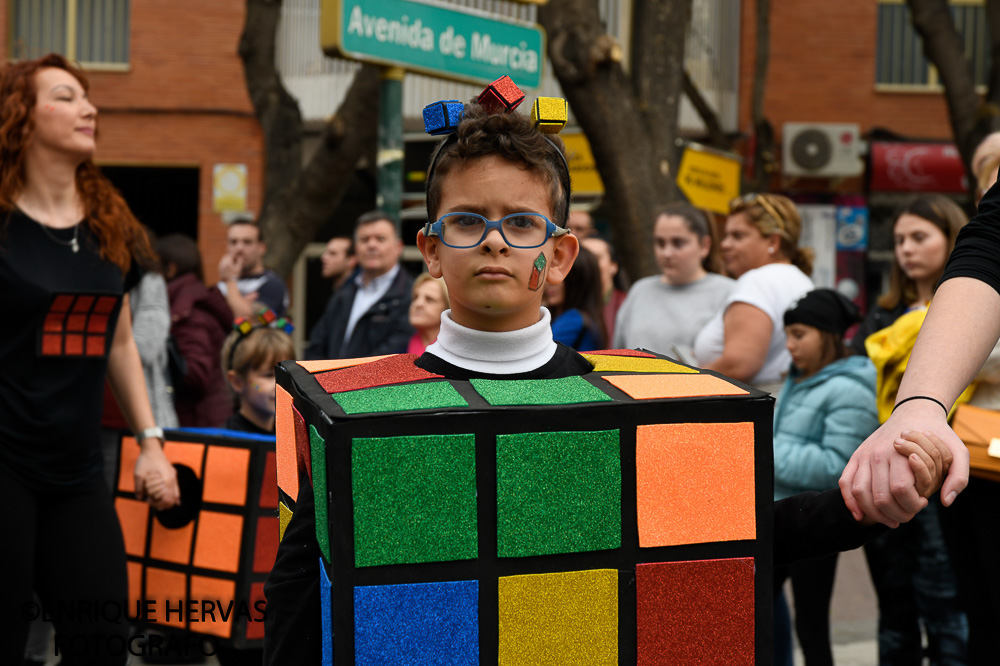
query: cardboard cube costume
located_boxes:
[113,429,278,648]
[275,349,774,665]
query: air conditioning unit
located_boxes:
[782,122,863,178]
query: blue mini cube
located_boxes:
[423,100,464,135]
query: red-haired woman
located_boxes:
[0,54,180,661]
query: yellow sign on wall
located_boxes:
[562,132,604,196]
[676,145,741,215]
[213,164,248,213]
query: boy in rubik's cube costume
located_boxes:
[264,77,949,664]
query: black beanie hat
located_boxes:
[783,288,861,336]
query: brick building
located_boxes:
[2,0,264,283]
[736,0,979,305]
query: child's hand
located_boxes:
[893,430,953,498]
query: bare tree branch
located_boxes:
[683,69,728,148]
[238,0,379,277]
[908,0,985,169]
[539,0,688,279]
[238,0,303,212]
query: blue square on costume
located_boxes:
[354,580,479,665]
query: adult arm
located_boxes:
[702,302,772,382]
[840,277,1000,525]
[106,295,180,510]
[218,254,255,320]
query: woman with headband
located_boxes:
[693,193,815,395]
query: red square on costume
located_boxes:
[253,516,278,573]
[66,314,86,332]
[94,296,117,314]
[52,295,74,312]
[88,315,108,333]
[636,558,755,665]
[73,296,95,312]
[86,336,105,356]
[44,314,64,332]
[65,334,84,355]
[42,334,62,355]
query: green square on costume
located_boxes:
[352,433,478,567]
[470,376,612,406]
[333,381,468,415]
[496,429,621,558]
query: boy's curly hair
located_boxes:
[425,100,570,227]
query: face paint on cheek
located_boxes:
[528,252,547,291]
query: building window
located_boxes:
[10,0,130,67]
[876,0,988,89]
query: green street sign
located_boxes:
[321,0,545,89]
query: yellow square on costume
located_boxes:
[581,354,697,374]
[499,569,618,665]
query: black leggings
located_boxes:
[0,465,129,666]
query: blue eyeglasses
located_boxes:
[423,212,569,249]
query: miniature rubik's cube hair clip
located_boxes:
[423,76,572,225]
[228,308,294,370]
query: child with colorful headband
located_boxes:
[262,77,950,663]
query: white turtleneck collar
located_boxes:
[424,308,558,375]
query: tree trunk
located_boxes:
[908,0,986,171]
[749,0,775,191]
[239,0,379,277]
[539,0,691,279]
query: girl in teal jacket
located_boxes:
[773,289,879,666]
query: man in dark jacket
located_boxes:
[306,211,413,359]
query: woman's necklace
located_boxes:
[33,218,80,253]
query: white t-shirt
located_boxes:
[693,263,814,388]
[612,273,734,362]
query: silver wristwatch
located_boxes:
[136,426,165,442]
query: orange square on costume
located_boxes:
[295,355,390,373]
[65,334,84,355]
[636,422,756,547]
[150,517,195,565]
[190,576,237,638]
[88,314,108,333]
[162,441,206,477]
[66,314,86,331]
[51,294,74,312]
[275,384,297,502]
[86,336,105,356]
[146,568,187,629]
[94,296,117,313]
[193,512,243,572]
[44,313,64,332]
[202,446,251,505]
[72,296,94,312]
[604,373,748,400]
[116,497,149,556]
[42,334,62,355]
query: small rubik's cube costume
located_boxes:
[113,430,279,648]
[275,349,773,664]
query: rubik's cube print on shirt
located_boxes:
[276,349,774,665]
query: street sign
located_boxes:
[321,0,545,89]
[676,143,741,215]
[562,132,604,195]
